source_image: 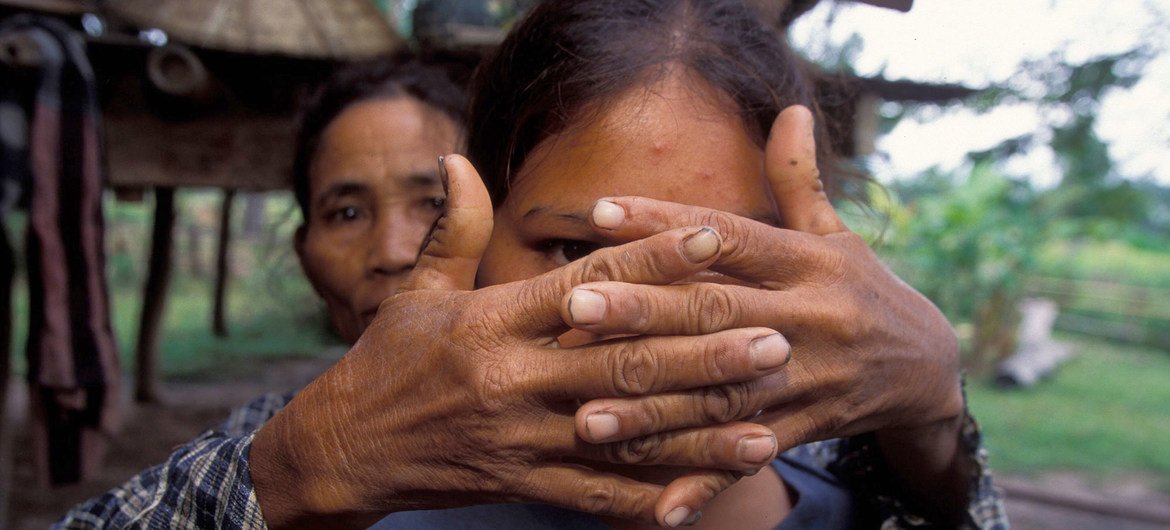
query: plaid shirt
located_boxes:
[55,392,1008,529]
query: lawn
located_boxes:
[967,334,1170,492]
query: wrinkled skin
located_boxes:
[482,71,968,527]
[251,75,967,528]
[252,154,789,529]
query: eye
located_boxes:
[328,206,362,222]
[425,196,446,211]
[541,239,602,264]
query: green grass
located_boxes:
[968,334,1170,492]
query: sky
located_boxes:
[788,0,1170,187]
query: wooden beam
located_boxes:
[134,187,175,403]
[104,113,296,190]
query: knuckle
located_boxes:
[691,284,739,334]
[703,470,741,497]
[699,382,755,423]
[697,210,736,239]
[611,342,662,395]
[469,358,517,414]
[578,481,621,515]
[574,249,625,285]
[607,433,665,465]
[698,210,753,260]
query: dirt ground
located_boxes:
[4,356,1169,529]
[3,356,335,530]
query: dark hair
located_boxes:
[293,53,469,219]
[467,0,845,207]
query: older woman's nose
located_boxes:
[368,211,423,276]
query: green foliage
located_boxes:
[969,49,1158,232]
[876,163,1053,370]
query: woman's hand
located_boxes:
[565,107,970,518]
[250,155,789,529]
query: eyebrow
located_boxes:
[316,182,368,207]
[525,204,780,228]
[404,172,441,189]
[523,206,590,226]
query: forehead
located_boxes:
[507,70,771,217]
[309,96,459,192]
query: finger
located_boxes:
[537,327,789,400]
[569,422,777,473]
[502,225,724,337]
[522,464,661,524]
[587,197,833,286]
[574,374,787,442]
[656,470,742,527]
[563,281,795,336]
[764,105,848,235]
[400,154,494,292]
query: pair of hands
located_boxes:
[250,107,964,529]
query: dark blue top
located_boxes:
[369,449,857,529]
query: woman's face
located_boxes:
[479,69,775,288]
[298,96,461,344]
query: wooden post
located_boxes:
[0,216,13,424]
[212,189,235,337]
[135,187,176,403]
[0,217,13,524]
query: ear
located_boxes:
[294,223,326,299]
[294,223,308,263]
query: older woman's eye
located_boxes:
[328,206,362,222]
[542,239,602,263]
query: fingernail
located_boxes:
[592,200,625,229]
[664,506,691,527]
[681,227,720,263]
[749,333,791,371]
[568,289,606,325]
[584,412,620,441]
[437,155,450,195]
[738,434,776,465]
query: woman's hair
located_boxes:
[466,0,845,206]
[293,53,469,219]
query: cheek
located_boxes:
[302,231,361,300]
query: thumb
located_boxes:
[400,154,494,292]
[765,105,848,236]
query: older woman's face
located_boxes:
[298,96,460,344]
[479,69,775,288]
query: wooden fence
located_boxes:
[1026,276,1170,347]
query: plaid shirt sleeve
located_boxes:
[793,400,1010,529]
[53,392,294,530]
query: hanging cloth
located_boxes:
[0,14,121,486]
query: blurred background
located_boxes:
[1,0,1168,528]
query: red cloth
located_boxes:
[0,14,121,486]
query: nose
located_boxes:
[367,208,426,277]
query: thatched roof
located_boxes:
[105,0,402,59]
